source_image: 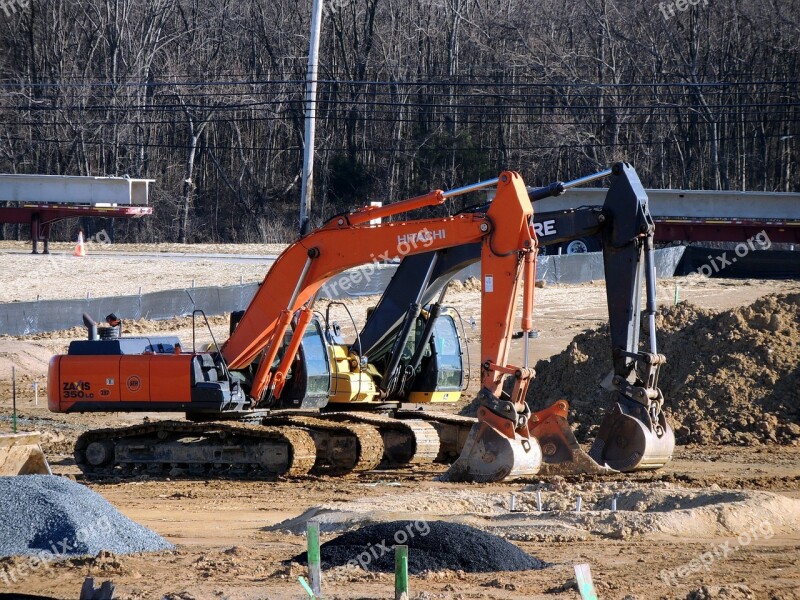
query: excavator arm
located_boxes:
[218,171,543,481]
[221,173,534,405]
[358,163,675,476]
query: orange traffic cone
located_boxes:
[73,231,86,257]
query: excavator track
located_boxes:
[322,412,441,467]
[262,415,384,474]
[395,411,478,463]
[74,420,317,478]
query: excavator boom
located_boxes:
[221,173,534,404]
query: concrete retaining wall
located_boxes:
[0,248,686,336]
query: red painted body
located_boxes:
[49,352,194,412]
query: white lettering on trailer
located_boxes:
[533,219,557,237]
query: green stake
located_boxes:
[674,282,680,305]
[298,576,315,598]
[12,366,17,433]
[307,522,322,597]
[395,545,409,600]
[574,563,599,600]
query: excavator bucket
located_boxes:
[442,408,542,483]
[529,401,614,476]
[588,398,675,471]
[0,432,52,476]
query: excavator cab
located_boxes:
[404,309,466,403]
[356,305,467,405]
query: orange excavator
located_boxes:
[48,163,674,482]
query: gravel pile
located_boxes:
[294,520,546,573]
[0,475,173,558]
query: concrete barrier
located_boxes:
[0,248,687,336]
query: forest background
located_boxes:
[1,0,797,243]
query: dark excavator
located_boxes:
[360,162,675,477]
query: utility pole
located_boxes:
[299,0,324,236]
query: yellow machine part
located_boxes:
[0,432,52,476]
[406,390,462,404]
[329,372,377,403]
[328,345,378,404]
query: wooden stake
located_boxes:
[298,576,315,598]
[574,563,599,600]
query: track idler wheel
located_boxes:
[588,396,675,471]
[441,407,542,483]
[529,400,614,476]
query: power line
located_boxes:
[4,130,794,153]
[0,78,798,89]
[2,113,798,128]
[3,99,797,112]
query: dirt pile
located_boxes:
[524,293,800,445]
[276,483,800,542]
[447,276,482,292]
[293,520,546,574]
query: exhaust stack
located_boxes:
[82,313,98,341]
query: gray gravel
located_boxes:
[0,475,173,558]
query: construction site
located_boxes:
[0,164,799,600]
[1,1,799,597]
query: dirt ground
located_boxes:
[0,252,799,600]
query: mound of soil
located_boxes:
[447,276,482,292]
[293,520,546,574]
[0,340,55,381]
[523,293,800,445]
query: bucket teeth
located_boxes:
[529,400,614,476]
[589,397,675,471]
[441,421,542,483]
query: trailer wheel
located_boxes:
[562,237,601,254]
